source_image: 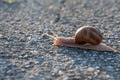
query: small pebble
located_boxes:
[105,66,114,71]
[0,33,2,37]
[21,68,26,72]
[67,73,75,77]
[29,39,37,46]
[52,68,59,76]
[87,67,94,72]
[63,76,70,80]
[19,37,27,42]
[58,70,64,75]
[46,75,53,80]
[34,61,39,64]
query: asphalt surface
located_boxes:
[0,0,120,80]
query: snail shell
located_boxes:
[75,26,103,45]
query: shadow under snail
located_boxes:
[51,26,115,52]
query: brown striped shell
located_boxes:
[75,26,103,45]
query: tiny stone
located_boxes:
[95,66,100,69]
[59,0,66,4]
[30,50,36,53]
[58,70,64,75]
[0,33,2,37]
[19,56,22,59]
[27,36,32,40]
[34,73,39,76]
[74,76,81,80]
[35,56,44,63]
[34,61,39,64]
[6,70,12,74]
[106,75,110,78]
[24,55,28,58]
[21,68,26,72]
[63,76,70,80]
[8,36,16,41]
[46,75,52,80]
[20,37,27,42]
[29,75,34,78]
[87,76,92,79]
[113,46,117,49]
[67,73,75,77]
[52,68,59,76]
[115,68,119,71]
[105,66,114,71]
[94,71,99,77]
[29,39,37,46]
[87,67,94,72]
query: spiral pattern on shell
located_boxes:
[75,26,103,45]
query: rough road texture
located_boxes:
[0,0,120,80]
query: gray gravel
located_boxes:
[0,0,120,80]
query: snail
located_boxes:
[45,26,115,52]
